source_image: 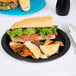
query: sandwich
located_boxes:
[7,16,57,42]
[6,16,64,59]
[19,0,31,11]
[0,0,18,10]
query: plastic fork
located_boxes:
[61,23,76,53]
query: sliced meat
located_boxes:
[9,2,18,9]
[11,36,25,42]
[45,35,56,40]
[34,41,44,47]
[34,36,46,42]
[11,35,56,43]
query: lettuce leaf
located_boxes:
[6,30,16,38]
[6,28,23,38]
[39,28,52,37]
[6,25,58,38]
[51,25,57,33]
[23,28,36,35]
[14,28,23,38]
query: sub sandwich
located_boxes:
[6,16,64,59]
[0,0,18,10]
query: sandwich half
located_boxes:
[0,0,18,10]
[6,16,64,59]
[7,16,57,42]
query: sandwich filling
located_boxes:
[7,25,58,42]
[0,1,18,10]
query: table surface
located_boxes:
[0,0,76,76]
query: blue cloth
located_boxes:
[0,0,46,16]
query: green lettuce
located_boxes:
[14,28,23,38]
[7,28,23,38]
[51,25,57,33]
[6,25,58,38]
[6,30,16,38]
[23,28,36,35]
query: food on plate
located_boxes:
[6,16,64,59]
[0,0,18,10]
[10,42,33,57]
[54,41,64,46]
[40,54,48,59]
[19,0,31,11]
[44,40,53,45]
[40,44,60,56]
[24,41,42,59]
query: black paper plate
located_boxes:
[1,28,70,62]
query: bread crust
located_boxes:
[19,0,30,11]
[0,0,17,2]
[11,16,55,29]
